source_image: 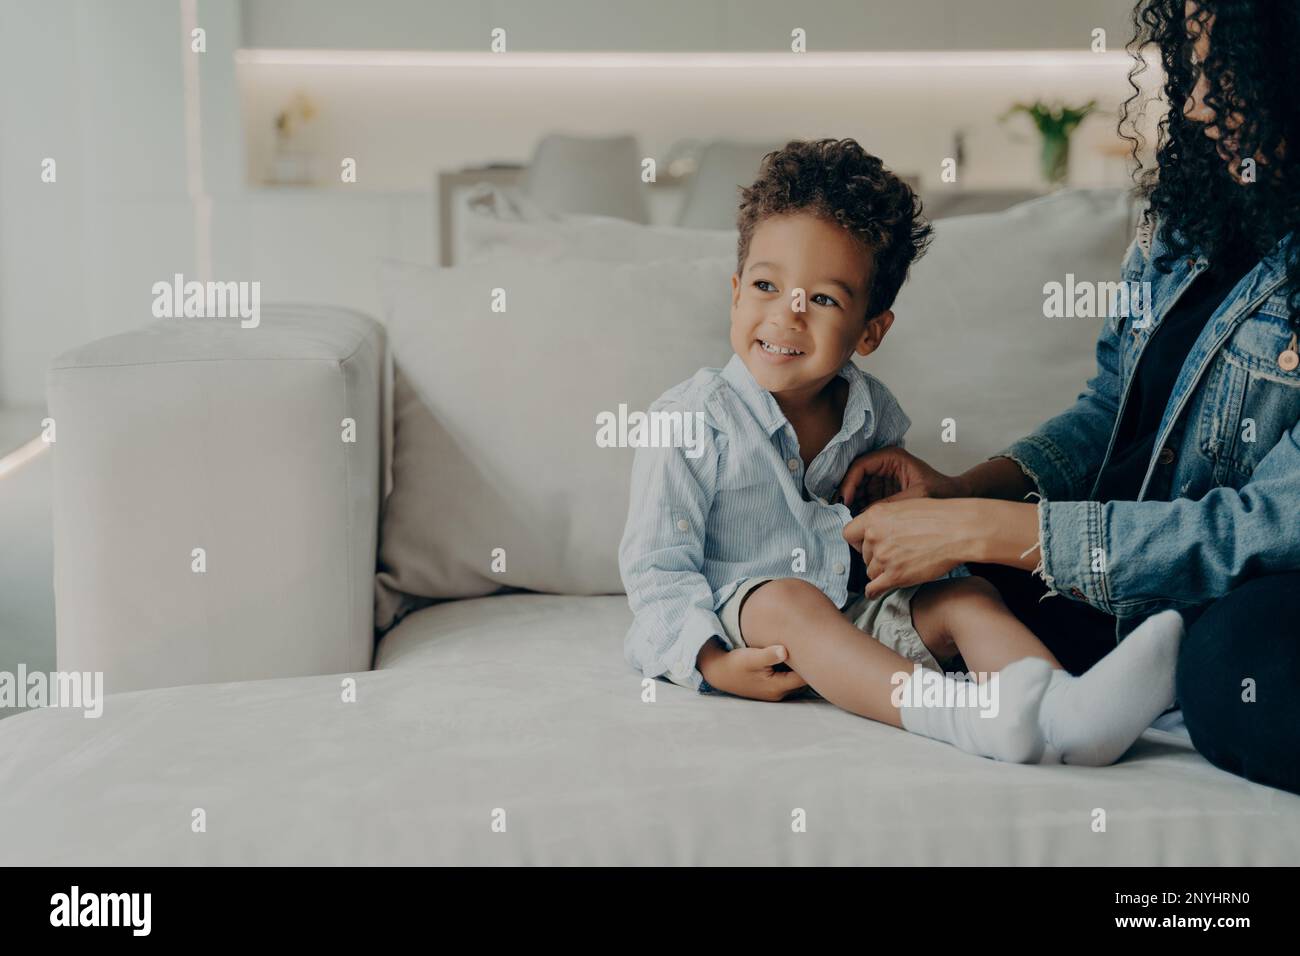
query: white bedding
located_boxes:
[2,593,1297,865]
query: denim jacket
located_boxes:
[999,216,1300,638]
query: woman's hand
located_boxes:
[837,447,969,513]
[843,498,1040,597]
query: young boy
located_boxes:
[619,138,1183,765]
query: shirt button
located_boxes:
[675,518,690,532]
[1157,446,1175,466]
[787,458,799,472]
[833,562,846,575]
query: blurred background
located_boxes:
[0,0,1159,701]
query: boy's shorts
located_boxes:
[716,577,946,687]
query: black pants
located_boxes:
[970,563,1300,796]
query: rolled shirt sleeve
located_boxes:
[1035,418,1300,616]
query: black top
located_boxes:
[1091,249,1258,503]
[848,531,867,596]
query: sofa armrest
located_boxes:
[46,305,385,692]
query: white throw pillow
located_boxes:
[375,256,735,629]
[457,183,736,265]
[376,188,1134,622]
[873,188,1133,474]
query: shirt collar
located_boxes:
[719,352,874,440]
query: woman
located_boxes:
[840,0,1300,795]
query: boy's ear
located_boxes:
[730,271,742,306]
[855,309,895,356]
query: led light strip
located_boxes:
[0,437,48,482]
[235,49,1140,70]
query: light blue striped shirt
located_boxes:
[619,352,914,693]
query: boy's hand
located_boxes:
[697,639,808,702]
[838,447,967,513]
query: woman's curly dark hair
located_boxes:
[1120,0,1300,327]
[736,138,933,319]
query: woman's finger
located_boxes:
[865,573,895,599]
[842,512,864,547]
[838,449,895,501]
[866,475,888,507]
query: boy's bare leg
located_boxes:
[909,575,1062,677]
[739,578,912,727]
[740,576,1054,763]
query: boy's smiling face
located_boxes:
[730,211,894,406]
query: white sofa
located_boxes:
[4,191,1299,865]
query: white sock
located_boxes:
[899,657,1051,763]
[1037,609,1184,766]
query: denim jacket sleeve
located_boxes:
[1036,415,1300,615]
[619,411,727,693]
[993,232,1145,501]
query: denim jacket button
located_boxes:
[1158,446,1176,466]
[1279,349,1299,372]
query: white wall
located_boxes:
[0,0,198,406]
[238,54,1142,195]
[0,0,1155,407]
[0,0,431,406]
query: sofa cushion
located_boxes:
[878,188,1132,473]
[378,189,1132,623]
[47,305,384,692]
[4,593,1293,865]
[375,255,734,629]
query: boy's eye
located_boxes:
[812,293,840,308]
[753,280,776,293]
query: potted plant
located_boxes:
[1001,99,1097,187]
[269,91,319,186]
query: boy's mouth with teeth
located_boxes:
[758,339,805,357]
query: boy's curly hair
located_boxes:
[736,138,933,318]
